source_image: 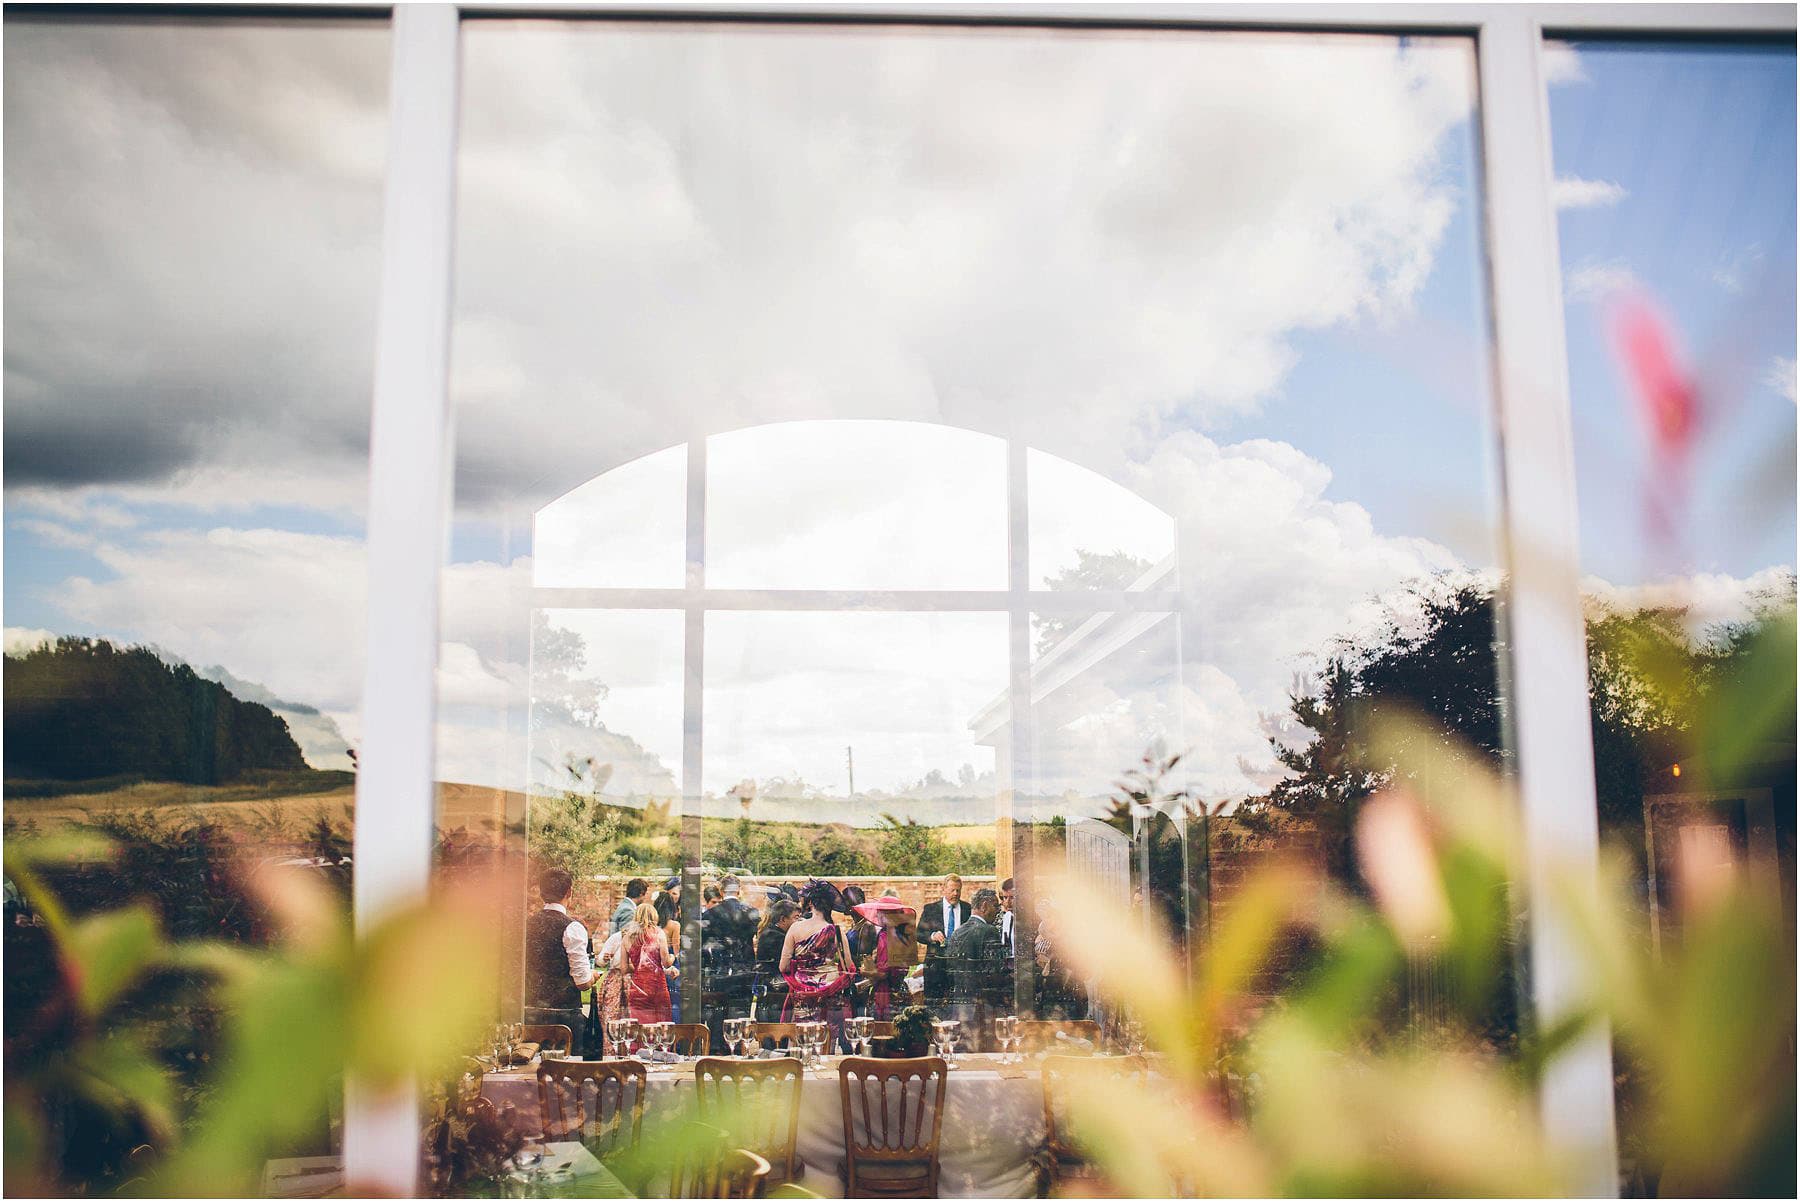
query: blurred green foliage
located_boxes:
[1048,604,1795,1198]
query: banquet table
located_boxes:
[482,1054,1050,1198]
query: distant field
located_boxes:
[3,780,995,846]
[4,778,518,840]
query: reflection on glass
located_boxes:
[533,445,686,588]
[1029,449,1176,590]
[450,19,1507,1086]
[1550,40,1796,1197]
[707,421,1006,591]
[703,610,1005,823]
[529,609,682,799]
[3,15,389,1192]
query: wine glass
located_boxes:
[723,1017,743,1056]
[847,1016,869,1058]
[1002,1015,1021,1064]
[514,1135,545,1182]
[942,1019,962,1069]
[1124,1019,1146,1058]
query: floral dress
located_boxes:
[780,921,854,1043]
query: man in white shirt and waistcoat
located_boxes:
[525,866,595,1058]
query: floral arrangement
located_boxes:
[421,1074,527,1197]
[893,1003,937,1056]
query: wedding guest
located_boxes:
[916,873,971,1005]
[999,877,1016,953]
[594,923,629,1054]
[525,867,594,1058]
[752,898,799,1020]
[700,874,761,1048]
[779,879,856,1048]
[945,887,1007,1040]
[653,876,683,1020]
[624,901,677,1027]
[610,877,648,935]
[852,893,919,1021]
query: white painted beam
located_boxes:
[1477,11,1619,1195]
[346,6,460,1196]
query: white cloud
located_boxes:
[1554,176,1627,210]
[1764,356,1797,403]
[1565,259,1640,304]
[4,627,57,655]
[54,527,369,712]
[1541,44,1588,87]
[1581,565,1796,638]
[439,30,1479,511]
[1713,243,1766,294]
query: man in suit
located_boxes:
[945,888,1007,1041]
[699,874,761,1049]
[916,873,971,1005]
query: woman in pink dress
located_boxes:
[624,902,675,1027]
[852,896,919,1021]
[779,879,856,1048]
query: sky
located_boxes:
[4,19,1793,817]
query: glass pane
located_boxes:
[532,445,686,588]
[3,15,389,1192]
[1549,38,1796,1199]
[450,22,1512,1156]
[708,421,1007,591]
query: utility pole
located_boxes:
[845,745,855,799]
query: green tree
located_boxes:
[811,827,875,876]
[5,637,308,784]
[876,814,958,875]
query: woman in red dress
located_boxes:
[624,901,675,1027]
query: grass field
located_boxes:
[4,778,516,840]
[3,778,997,848]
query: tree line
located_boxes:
[5,637,309,785]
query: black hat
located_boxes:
[663,875,680,892]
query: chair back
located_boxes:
[864,1021,895,1038]
[535,1058,646,1157]
[670,1023,711,1057]
[1016,1019,1102,1054]
[668,1122,774,1199]
[694,1057,803,1184]
[751,1021,800,1050]
[837,1056,947,1198]
[1041,1055,1149,1171]
[519,1023,573,1054]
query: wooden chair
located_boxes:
[519,1023,573,1055]
[668,1121,774,1199]
[863,1021,895,1039]
[670,1023,712,1057]
[836,1056,947,1198]
[1016,1019,1103,1054]
[694,1057,804,1186]
[1040,1055,1149,1190]
[535,1059,647,1159]
[751,1021,801,1051]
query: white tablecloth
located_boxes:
[483,1056,1047,1197]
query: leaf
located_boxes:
[1038,870,1197,1078]
[66,905,163,1017]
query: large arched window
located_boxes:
[527,419,1185,1006]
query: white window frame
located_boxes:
[353,3,1796,1195]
